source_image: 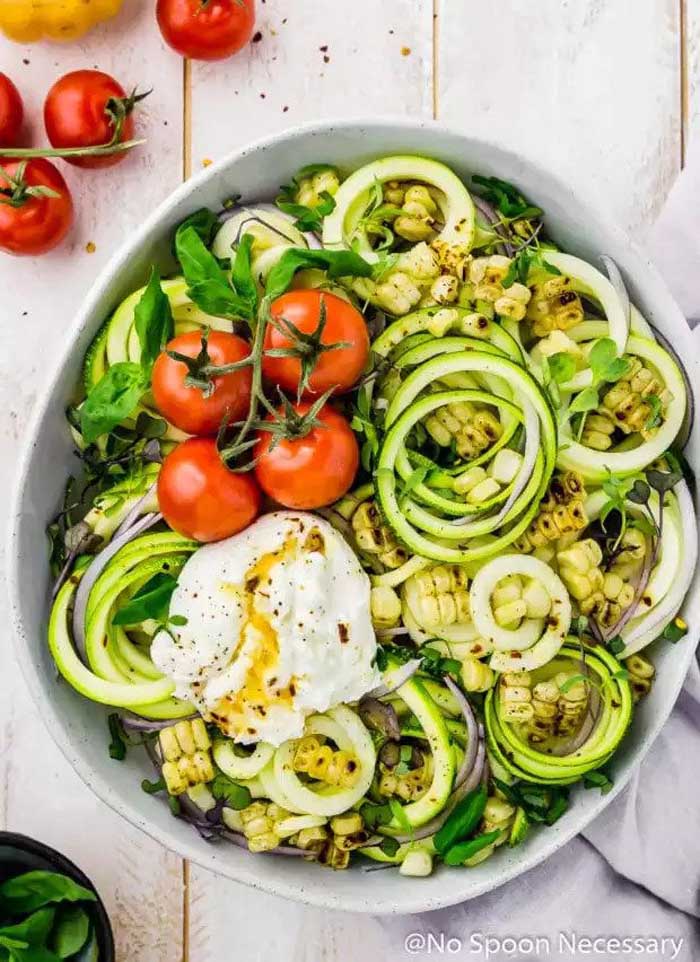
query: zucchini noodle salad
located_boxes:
[48,154,697,877]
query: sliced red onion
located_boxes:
[470,194,513,256]
[443,675,479,788]
[72,511,163,663]
[113,483,158,541]
[450,397,539,528]
[365,659,422,699]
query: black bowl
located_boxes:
[0,832,114,961]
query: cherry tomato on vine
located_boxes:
[0,159,73,256]
[253,401,359,510]
[156,0,256,61]
[44,70,145,169]
[263,289,370,398]
[0,73,24,147]
[152,330,252,436]
[158,437,262,542]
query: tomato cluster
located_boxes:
[155,290,367,542]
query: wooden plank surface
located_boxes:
[439,0,682,232]
[0,2,186,960]
[0,0,694,958]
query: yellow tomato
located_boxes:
[0,0,123,42]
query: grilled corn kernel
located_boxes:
[319,843,351,870]
[431,238,471,279]
[296,826,330,851]
[394,215,434,242]
[370,585,402,629]
[330,813,363,836]
[482,796,516,844]
[467,477,501,504]
[375,271,423,315]
[430,274,460,304]
[396,241,441,280]
[491,575,523,609]
[461,656,495,692]
[351,499,408,569]
[500,679,534,723]
[404,564,470,629]
[600,356,668,437]
[625,653,655,703]
[527,275,584,336]
[159,720,214,795]
[522,579,551,619]
[294,738,360,788]
[454,466,488,495]
[383,180,406,206]
[488,448,523,485]
[517,473,588,552]
[494,598,527,627]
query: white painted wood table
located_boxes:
[0,1,697,958]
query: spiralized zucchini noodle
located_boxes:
[46,154,695,878]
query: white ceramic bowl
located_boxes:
[8,119,700,915]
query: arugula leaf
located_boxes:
[547,351,576,385]
[112,572,179,626]
[173,207,219,250]
[79,362,147,444]
[176,225,253,320]
[0,873,96,916]
[265,248,373,301]
[210,772,252,810]
[50,905,90,959]
[107,713,127,761]
[134,267,174,372]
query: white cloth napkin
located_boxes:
[377,163,700,960]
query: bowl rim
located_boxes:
[6,115,698,915]
[0,830,115,960]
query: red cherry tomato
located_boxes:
[156,0,255,61]
[44,70,139,169]
[253,402,359,509]
[152,331,252,436]
[263,290,370,398]
[0,73,24,147]
[0,159,73,256]
[158,437,262,542]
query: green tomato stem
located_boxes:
[0,138,145,160]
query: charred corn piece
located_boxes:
[517,473,588,552]
[461,656,495,693]
[468,254,515,303]
[581,413,616,451]
[527,275,584,336]
[600,356,669,437]
[399,850,434,877]
[293,738,360,788]
[557,539,604,602]
[403,564,470,629]
[499,674,534,722]
[375,271,423,314]
[370,585,402,629]
[240,802,280,852]
[494,282,531,322]
[625,652,655,703]
[295,168,340,208]
[351,499,408,569]
[319,843,351,870]
[431,238,471,280]
[482,796,516,845]
[296,825,330,852]
[159,720,214,796]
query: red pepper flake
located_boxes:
[252,30,262,42]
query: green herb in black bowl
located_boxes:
[0,832,114,962]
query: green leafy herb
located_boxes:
[588,338,630,384]
[502,248,560,288]
[567,385,599,418]
[360,802,393,830]
[627,478,651,505]
[472,174,542,221]
[547,352,576,385]
[79,362,148,444]
[434,785,487,855]
[134,267,175,372]
[442,830,501,866]
[265,248,373,301]
[276,164,338,232]
[50,905,90,959]
[607,634,625,656]
[491,778,570,825]
[173,207,220,250]
[644,394,663,431]
[0,907,56,948]
[388,798,413,840]
[583,769,614,795]
[141,777,166,795]
[646,466,683,495]
[378,837,400,858]
[176,225,254,320]
[557,673,588,694]
[544,794,569,825]
[0,873,96,917]
[112,572,179,626]
[657,617,688,645]
[107,713,127,761]
[211,772,252,810]
[398,465,429,508]
[230,234,258,318]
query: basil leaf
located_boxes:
[547,352,576,385]
[0,873,96,915]
[79,362,147,444]
[51,905,90,959]
[173,207,219,250]
[379,837,400,857]
[265,248,373,301]
[567,385,599,416]
[230,234,258,318]
[0,907,55,946]
[176,225,252,319]
[434,785,487,855]
[134,268,174,372]
[442,829,501,866]
[210,772,252,810]
[9,946,62,962]
[112,572,178,626]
